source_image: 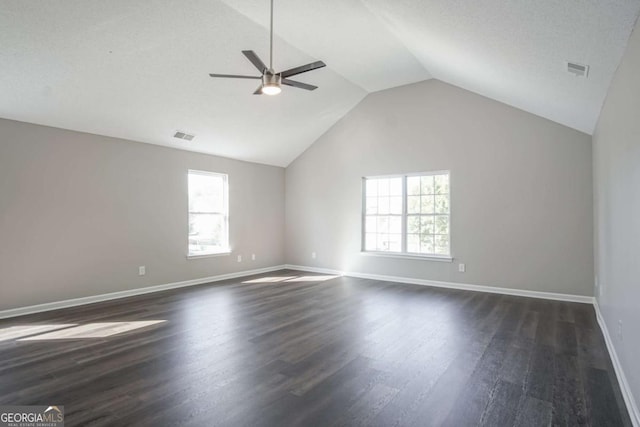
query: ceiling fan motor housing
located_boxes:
[262,73,282,87]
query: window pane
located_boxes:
[378,179,390,196]
[189,213,224,254]
[366,197,378,214]
[435,215,449,234]
[365,179,378,197]
[435,195,449,213]
[407,215,420,234]
[421,176,434,195]
[365,216,377,233]
[407,196,420,214]
[407,234,420,253]
[435,235,450,255]
[188,173,223,213]
[377,233,390,251]
[388,234,402,252]
[389,216,402,234]
[365,233,377,251]
[421,195,435,214]
[420,216,435,235]
[407,177,421,196]
[389,178,402,196]
[420,234,435,254]
[377,216,389,233]
[435,174,449,194]
[378,197,390,214]
[390,196,402,214]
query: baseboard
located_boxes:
[594,300,640,427]
[284,264,594,304]
[0,265,287,320]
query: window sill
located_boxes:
[187,251,232,260]
[360,251,453,262]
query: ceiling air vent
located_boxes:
[173,131,195,141]
[567,62,589,78]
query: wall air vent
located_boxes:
[567,62,589,78]
[173,131,195,141]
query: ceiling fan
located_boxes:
[209,0,326,96]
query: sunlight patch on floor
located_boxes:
[242,276,297,283]
[243,275,339,284]
[284,275,338,282]
[17,320,166,340]
[0,324,77,342]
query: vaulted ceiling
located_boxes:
[1,0,639,166]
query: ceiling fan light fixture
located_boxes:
[261,73,282,95]
[262,84,282,95]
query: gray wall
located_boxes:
[593,22,640,417]
[286,80,594,296]
[0,118,285,310]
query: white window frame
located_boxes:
[361,170,452,262]
[187,170,230,258]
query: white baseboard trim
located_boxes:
[284,264,594,304]
[594,300,640,427]
[0,265,287,320]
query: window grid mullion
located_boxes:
[361,178,366,252]
[402,175,407,253]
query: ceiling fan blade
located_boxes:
[209,73,261,79]
[279,61,326,78]
[253,85,263,95]
[242,50,268,73]
[282,78,318,91]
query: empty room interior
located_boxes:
[1,0,639,426]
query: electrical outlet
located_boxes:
[237,255,242,263]
[458,263,466,273]
[138,266,146,276]
[311,252,317,259]
[251,253,256,261]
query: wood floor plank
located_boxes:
[514,396,553,427]
[584,367,629,427]
[525,344,556,402]
[479,379,523,427]
[552,353,588,426]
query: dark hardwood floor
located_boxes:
[0,270,631,426]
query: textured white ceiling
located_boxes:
[1,0,639,166]
[0,0,367,166]
[361,0,640,135]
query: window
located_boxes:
[188,170,229,256]
[363,172,450,257]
